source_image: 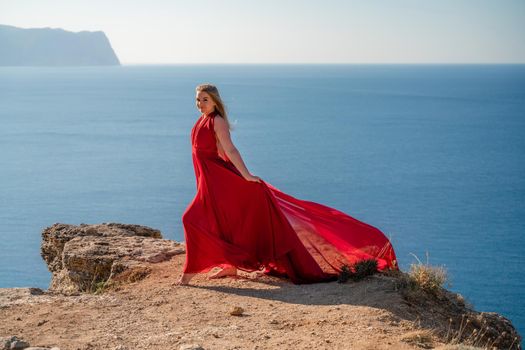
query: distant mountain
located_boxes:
[0,24,120,66]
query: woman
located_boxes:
[175,83,398,286]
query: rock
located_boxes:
[40,223,185,294]
[229,306,244,316]
[28,288,46,296]
[113,345,128,350]
[0,336,60,350]
[0,288,51,308]
[0,336,10,350]
[0,336,29,349]
[179,344,204,350]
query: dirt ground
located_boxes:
[0,254,464,350]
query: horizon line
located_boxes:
[120,62,525,65]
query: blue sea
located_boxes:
[0,64,524,335]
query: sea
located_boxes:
[0,64,524,336]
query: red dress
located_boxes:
[182,111,398,284]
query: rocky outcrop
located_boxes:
[40,223,185,295]
[392,271,522,349]
[0,222,520,349]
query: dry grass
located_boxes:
[409,263,447,293]
[400,329,435,349]
[407,252,448,293]
[397,253,520,350]
[443,314,521,350]
[435,345,485,350]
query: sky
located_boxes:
[1,0,524,64]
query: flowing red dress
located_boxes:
[182,111,398,284]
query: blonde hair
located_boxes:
[196,83,232,130]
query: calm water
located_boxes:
[1,64,524,335]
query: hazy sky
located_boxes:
[1,0,524,64]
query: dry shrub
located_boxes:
[409,263,447,293]
[408,252,448,294]
[338,258,378,283]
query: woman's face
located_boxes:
[196,91,216,115]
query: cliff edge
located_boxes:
[0,223,521,350]
[0,24,120,66]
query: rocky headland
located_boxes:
[0,24,120,66]
[0,223,521,350]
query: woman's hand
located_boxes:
[244,174,262,183]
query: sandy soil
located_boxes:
[0,254,461,350]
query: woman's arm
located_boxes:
[214,116,261,183]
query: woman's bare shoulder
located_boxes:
[213,115,228,129]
